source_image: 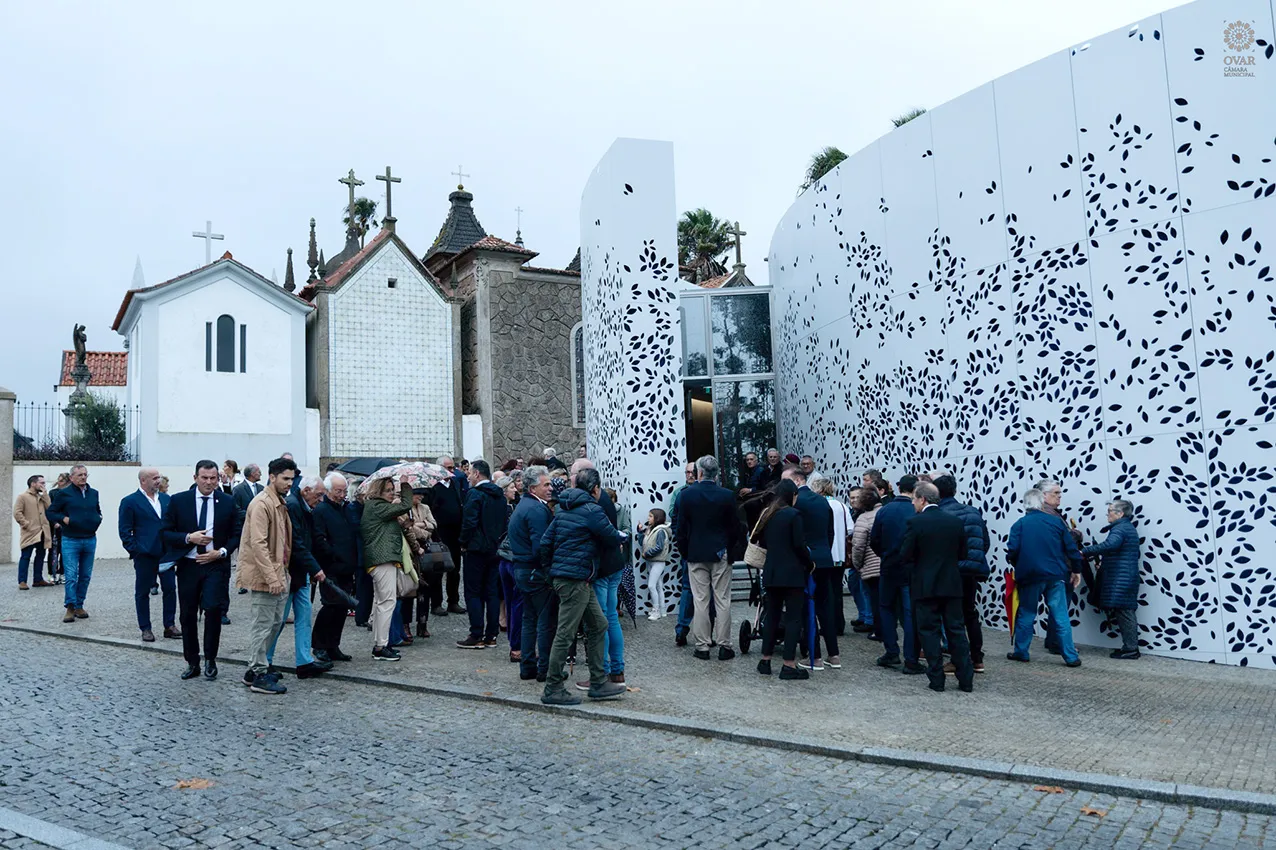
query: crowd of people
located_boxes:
[11,441,1144,700]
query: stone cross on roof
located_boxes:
[727,220,747,269]
[192,220,225,265]
[452,165,470,190]
[339,169,364,232]
[376,166,401,220]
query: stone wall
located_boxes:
[460,299,479,417]
[487,269,584,463]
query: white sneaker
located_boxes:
[647,612,660,621]
[799,659,824,671]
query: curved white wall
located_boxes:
[770,0,1276,665]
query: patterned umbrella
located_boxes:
[619,559,637,625]
[357,461,451,495]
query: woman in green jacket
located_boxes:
[360,474,413,662]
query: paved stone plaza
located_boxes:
[3,627,1274,850]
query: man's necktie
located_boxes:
[198,495,210,553]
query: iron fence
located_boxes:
[13,400,141,462]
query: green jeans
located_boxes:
[545,577,608,691]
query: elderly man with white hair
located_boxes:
[262,474,331,680]
[1006,488,1084,667]
[312,471,361,663]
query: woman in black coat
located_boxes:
[1083,498,1141,659]
[755,480,813,680]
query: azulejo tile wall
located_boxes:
[770,0,1276,665]
[580,139,687,615]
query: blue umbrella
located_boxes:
[806,572,818,666]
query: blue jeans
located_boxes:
[498,560,523,651]
[267,579,315,666]
[514,566,556,678]
[593,571,624,674]
[61,536,96,608]
[133,556,176,631]
[878,579,916,663]
[19,543,46,584]
[676,559,693,633]
[389,600,405,646]
[846,568,873,626]
[1013,579,1079,663]
[464,552,501,640]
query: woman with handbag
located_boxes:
[359,474,414,662]
[754,480,813,680]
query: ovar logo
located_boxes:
[1223,20,1257,77]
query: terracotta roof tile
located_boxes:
[697,274,730,289]
[59,351,127,386]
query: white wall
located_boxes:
[769,0,1276,666]
[155,276,291,435]
[580,138,687,615]
[462,414,483,462]
[328,242,455,457]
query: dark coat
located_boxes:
[761,507,813,589]
[1007,509,1082,584]
[596,488,624,578]
[794,486,835,570]
[460,480,509,555]
[47,484,102,539]
[938,496,991,579]
[539,488,625,581]
[673,480,743,564]
[1084,518,1141,610]
[232,480,263,525]
[870,495,917,581]
[428,480,464,541]
[118,490,170,561]
[507,495,554,567]
[900,506,967,601]
[284,493,323,593]
[311,497,360,578]
[161,488,241,563]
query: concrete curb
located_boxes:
[0,804,133,850]
[7,622,1276,816]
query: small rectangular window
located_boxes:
[387,277,397,289]
[205,322,212,371]
[240,324,247,373]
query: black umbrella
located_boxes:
[336,457,398,477]
[321,578,359,609]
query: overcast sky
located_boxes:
[0,0,1175,405]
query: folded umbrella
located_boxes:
[322,578,359,609]
[336,457,399,477]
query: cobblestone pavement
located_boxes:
[2,630,1273,850]
[5,563,1276,795]
[0,831,49,850]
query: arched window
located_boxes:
[205,314,246,373]
[571,322,586,427]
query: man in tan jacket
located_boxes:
[238,457,297,694]
[13,474,52,589]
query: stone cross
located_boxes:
[339,169,364,228]
[452,165,470,189]
[376,166,401,219]
[191,220,225,264]
[727,221,747,268]
[515,206,524,230]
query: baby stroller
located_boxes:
[737,561,766,654]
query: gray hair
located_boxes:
[299,475,323,492]
[1023,488,1045,511]
[544,447,558,459]
[808,473,834,496]
[436,454,453,465]
[323,471,347,490]
[523,465,550,489]
[494,475,514,490]
[70,464,87,474]
[1034,479,1061,494]
[914,481,941,505]
[576,467,601,494]
[244,463,261,478]
[695,455,720,482]
[1108,498,1134,518]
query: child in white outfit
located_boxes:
[640,509,672,619]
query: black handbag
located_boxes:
[421,541,457,575]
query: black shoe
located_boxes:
[220,614,231,625]
[250,673,287,694]
[180,664,201,680]
[928,682,945,692]
[1111,648,1141,659]
[958,681,974,693]
[866,632,883,642]
[876,653,902,668]
[312,650,331,664]
[852,622,874,633]
[296,662,328,679]
[1006,652,1030,663]
[520,670,538,680]
[756,659,772,675]
[432,606,448,616]
[718,646,736,661]
[541,687,582,706]
[448,603,467,615]
[693,649,711,660]
[588,681,625,700]
[456,635,486,649]
[238,587,248,595]
[329,648,353,662]
[203,662,218,680]
[675,628,688,647]
[150,586,159,596]
[243,670,255,687]
[372,646,402,662]
[901,661,926,675]
[779,665,809,680]
[1065,658,1082,668]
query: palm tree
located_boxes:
[801,146,848,192]
[677,208,734,278]
[892,107,927,128]
[341,197,380,247]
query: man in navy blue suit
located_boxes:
[118,468,179,643]
[163,459,242,681]
[673,456,744,660]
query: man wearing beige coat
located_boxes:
[14,475,52,589]
[237,457,297,695]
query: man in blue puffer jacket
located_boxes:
[1007,488,1083,666]
[1083,499,1142,659]
[934,475,990,672]
[538,468,628,706]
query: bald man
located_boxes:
[118,468,179,642]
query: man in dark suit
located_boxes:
[428,455,466,617]
[163,459,242,681]
[784,467,838,668]
[673,456,743,660]
[899,480,973,693]
[312,471,361,663]
[118,467,179,642]
[230,464,264,601]
[870,475,923,673]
